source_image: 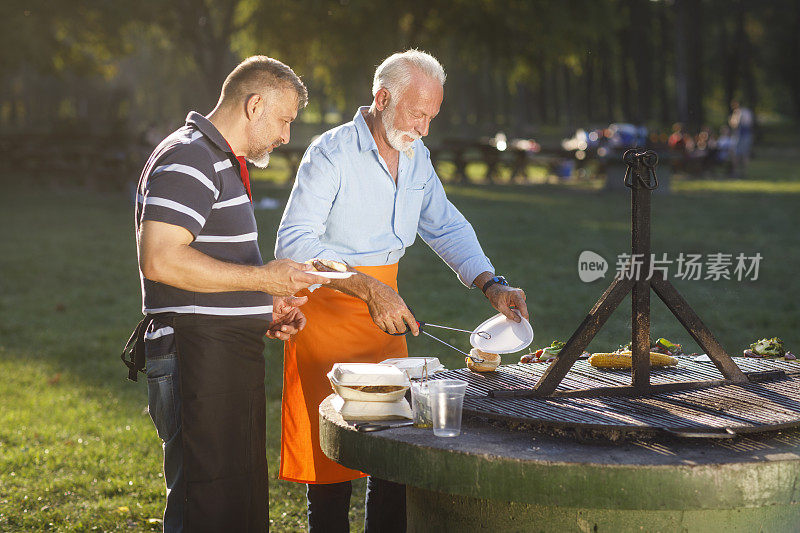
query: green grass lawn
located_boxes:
[1,175,799,531]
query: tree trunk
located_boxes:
[174,0,239,109]
[720,11,737,110]
[657,3,671,126]
[562,64,573,128]
[585,49,595,123]
[537,60,549,124]
[600,40,616,122]
[686,0,704,129]
[619,23,633,122]
[551,61,561,125]
[629,0,654,124]
[789,1,800,119]
[674,0,690,125]
[740,10,758,112]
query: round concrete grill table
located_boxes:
[319,395,800,532]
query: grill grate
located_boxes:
[430,359,800,435]
[440,151,799,435]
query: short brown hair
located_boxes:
[219,56,308,109]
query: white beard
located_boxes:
[382,102,420,156]
[248,151,270,169]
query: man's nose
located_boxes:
[416,118,430,137]
[281,123,291,144]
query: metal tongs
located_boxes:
[391,311,490,363]
[354,420,414,432]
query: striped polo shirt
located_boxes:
[135,112,273,327]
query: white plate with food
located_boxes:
[327,363,410,402]
[470,311,533,354]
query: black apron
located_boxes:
[124,313,270,532]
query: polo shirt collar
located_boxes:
[186,111,233,154]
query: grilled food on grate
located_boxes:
[467,349,501,372]
[342,385,406,393]
[589,351,678,369]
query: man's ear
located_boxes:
[244,93,263,121]
[374,88,391,112]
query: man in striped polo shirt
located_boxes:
[134,56,326,532]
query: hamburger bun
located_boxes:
[305,258,348,272]
[466,348,501,372]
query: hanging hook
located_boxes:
[623,149,659,190]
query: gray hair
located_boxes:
[372,49,446,99]
[220,55,308,109]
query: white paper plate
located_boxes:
[311,271,355,279]
[470,311,533,354]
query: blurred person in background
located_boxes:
[717,126,734,166]
[728,99,754,178]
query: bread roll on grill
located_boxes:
[466,348,501,372]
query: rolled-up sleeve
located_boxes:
[275,146,346,263]
[416,159,494,287]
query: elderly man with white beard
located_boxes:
[275,49,529,532]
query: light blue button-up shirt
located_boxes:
[275,107,494,287]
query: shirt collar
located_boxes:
[353,106,415,159]
[185,111,233,154]
[354,107,377,153]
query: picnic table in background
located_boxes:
[430,136,572,184]
[0,133,142,190]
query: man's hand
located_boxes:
[366,282,419,336]
[266,296,308,340]
[315,268,417,335]
[485,284,529,323]
[258,259,330,296]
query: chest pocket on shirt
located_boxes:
[397,182,426,245]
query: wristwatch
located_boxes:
[481,275,508,294]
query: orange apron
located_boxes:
[279,264,408,484]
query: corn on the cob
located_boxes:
[588,351,678,369]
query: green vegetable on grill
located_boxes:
[748,337,785,357]
[541,340,566,358]
[655,337,684,355]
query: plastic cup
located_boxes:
[429,379,468,437]
[411,382,432,428]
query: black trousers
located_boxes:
[306,477,406,532]
[172,314,269,532]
